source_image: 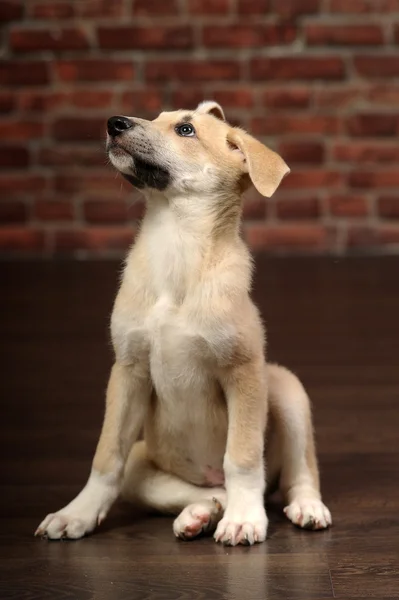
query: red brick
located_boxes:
[7,0,399,259]
[52,118,105,142]
[0,174,47,194]
[56,60,135,82]
[211,87,254,109]
[242,190,267,220]
[18,91,67,112]
[333,142,399,163]
[132,0,179,15]
[349,170,399,188]
[261,87,311,109]
[0,61,49,86]
[0,92,15,113]
[280,170,343,189]
[10,28,89,52]
[346,113,398,137]
[354,56,399,78]
[0,0,23,20]
[86,194,145,220]
[330,0,364,10]
[35,199,74,221]
[306,24,383,46]
[278,141,324,165]
[18,90,114,112]
[376,0,399,8]
[69,90,114,109]
[250,57,345,80]
[54,227,134,253]
[187,0,231,13]
[209,89,253,109]
[169,88,255,110]
[276,197,320,220]
[38,146,104,167]
[31,2,75,19]
[0,145,29,169]
[251,115,339,135]
[329,194,368,217]
[225,115,246,128]
[378,196,399,219]
[83,200,129,224]
[202,24,295,48]
[373,226,399,245]
[273,0,319,17]
[55,172,132,195]
[368,84,399,105]
[79,0,125,17]
[245,224,331,251]
[0,200,27,223]
[315,86,363,108]
[127,199,145,220]
[120,89,164,114]
[238,0,269,12]
[146,61,240,82]
[348,225,399,248]
[0,228,45,252]
[331,0,399,11]
[0,120,44,141]
[171,89,206,108]
[98,26,193,50]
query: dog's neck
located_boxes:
[138,188,248,302]
[143,188,242,242]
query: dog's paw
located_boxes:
[214,503,268,546]
[35,472,117,540]
[35,509,100,540]
[173,498,223,541]
[284,498,332,530]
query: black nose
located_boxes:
[107,116,134,137]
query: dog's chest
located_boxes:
[113,296,210,398]
[147,296,209,400]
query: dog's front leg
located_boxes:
[35,361,150,539]
[214,359,268,546]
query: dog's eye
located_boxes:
[175,123,195,137]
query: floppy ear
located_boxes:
[196,101,225,122]
[228,129,290,197]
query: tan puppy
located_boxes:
[35,102,332,546]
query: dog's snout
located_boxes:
[107,116,134,137]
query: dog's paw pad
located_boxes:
[173,500,223,540]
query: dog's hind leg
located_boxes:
[121,441,226,540]
[267,363,332,530]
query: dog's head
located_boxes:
[106,101,289,198]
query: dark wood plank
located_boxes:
[1,257,398,599]
[330,555,399,598]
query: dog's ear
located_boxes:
[196,101,225,122]
[227,129,290,197]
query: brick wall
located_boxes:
[1,0,399,257]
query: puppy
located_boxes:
[36,101,332,546]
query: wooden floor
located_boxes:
[1,257,398,600]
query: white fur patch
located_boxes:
[214,454,267,546]
[108,148,132,174]
[284,498,332,530]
